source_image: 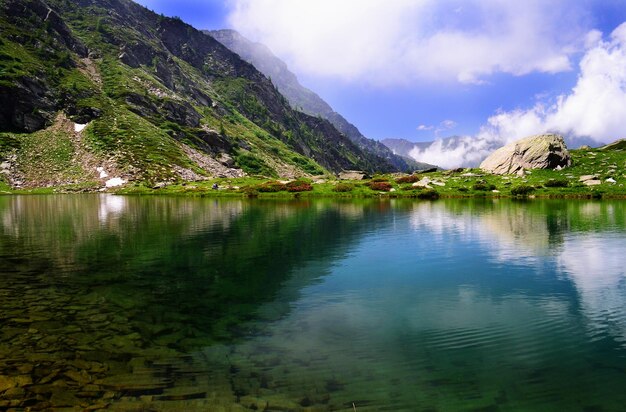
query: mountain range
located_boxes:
[207,29,434,172]
[0,0,418,189]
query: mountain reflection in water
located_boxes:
[0,195,624,411]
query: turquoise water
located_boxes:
[0,195,625,410]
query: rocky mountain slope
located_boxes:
[0,0,401,189]
[208,29,429,172]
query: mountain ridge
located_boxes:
[208,29,436,172]
[0,0,402,189]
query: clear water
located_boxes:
[0,195,625,411]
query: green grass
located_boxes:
[85,107,194,183]
[112,148,626,199]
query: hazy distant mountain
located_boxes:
[208,29,433,171]
[381,138,433,158]
[383,135,604,169]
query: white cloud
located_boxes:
[440,120,456,130]
[417,124,433,131]
[228,0,590,85]
[410,23,626,168]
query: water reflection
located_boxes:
[0,196,625,410]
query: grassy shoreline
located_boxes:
[2,148,625,199]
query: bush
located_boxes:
[286,180,313,192]
[256,181,286,192]
[395,174,421,184]
[241,186,259,197]
[370,177,389,183]
[417,189,439,199]
[472,182,496,191]
[544,179,569,188]
[332,183,354,192]
[236,153,276,177]
[367,181,393,191]
[511,185,535,196]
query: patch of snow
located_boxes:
[74,123,87,132]
[105,177,126,188]
[96,166,109,179]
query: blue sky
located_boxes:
[135,0,626,163]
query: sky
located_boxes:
[135,0,626,167]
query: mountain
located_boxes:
[382,134,606,170]
[0,0,401,189]
[381,138,432,158]
[208,29,422,172]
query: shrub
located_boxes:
[241,186,259,197]
[511,185,535,196]
[544,179,569,188]
[417,189,439,199]
[370,177,389,183]
[472,182,496,191]
[395,174,421,184]
[236,153,276,177]
[256,181,286,192]
[332,183,354,192]
[286,180,313,192]
[367,181,393,191]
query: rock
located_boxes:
[584,180,602,186]
[606,178,617,184]
[217,153,235,167]
[480,134,571,175]
[338,170,367,180]
[0,375,16,392]
[579,175,598,182]
[579,145,592,150]
[412,177,431,187]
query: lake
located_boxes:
[0,195,625,411]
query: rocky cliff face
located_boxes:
[0,0,400,188]
[208,29,413,172]
[480,134,572,175]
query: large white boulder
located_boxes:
[480,134,571,175]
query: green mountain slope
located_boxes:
[0,0,400,189]
[208,29,421,172]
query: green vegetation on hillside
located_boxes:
[0,0,400,190]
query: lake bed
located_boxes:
[1,195,625,411]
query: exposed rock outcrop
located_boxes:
[480,134,571,175]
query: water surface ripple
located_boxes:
[0,196,625,411]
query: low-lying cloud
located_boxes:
[410,23,626,168]
[228,0,590,85]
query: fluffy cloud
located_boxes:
[228,0,590,85]
[410,23,626,168]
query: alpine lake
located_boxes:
[1,195,625,411]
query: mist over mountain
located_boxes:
[383,135,604,169]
